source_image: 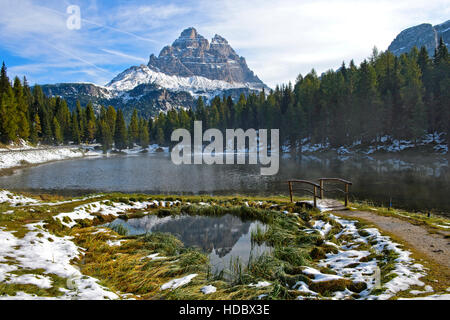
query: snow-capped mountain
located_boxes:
[388,20,449,56]
[40,27,268,118]
[146,27,266,87]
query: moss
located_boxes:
[310,247,326,260]
[319,267,337,275]
[309,279,353,295]
[348,281,367,293]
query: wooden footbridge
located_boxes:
[287,178,352,211]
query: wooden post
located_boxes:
[319,179,324,199]
[289,181,293,203]
[313,186,317,208]
[345,183,349,207]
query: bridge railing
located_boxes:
[319,178,352,206]
[287,178,352,208]
[287,180,321,208]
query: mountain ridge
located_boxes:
[388,20,449,56]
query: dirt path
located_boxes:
[333,210,450,277]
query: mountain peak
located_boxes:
[180,27,198,39]
[147,27,267,87]
[211,34,228,45]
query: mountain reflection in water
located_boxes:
[107,214,271,272]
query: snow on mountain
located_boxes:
[106,64,262,97]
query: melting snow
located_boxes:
[200,285,217,294]
[249,281,272,288]
[0,224,119,300]
[161,274,198,290]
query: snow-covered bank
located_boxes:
[0,146,99,171]
[283,132,448,155]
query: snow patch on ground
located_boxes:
[248,281,272,288]
[301,267,344,282]
[160,274,198,290]
[324,214,427,300]
[0,190,39,206]
[0,224,119,300]
[200,285,217,294]
[53,200,154,228]
[312,220,332,236]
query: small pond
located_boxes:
[106,214,271,274]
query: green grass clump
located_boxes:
[108,223,129,236]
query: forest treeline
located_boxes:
[0,62,149,151]
[152,40,449,149]
[0,39,448,152]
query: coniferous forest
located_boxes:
[0,41,448,152]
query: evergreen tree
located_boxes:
[0,84,18,143]
[114,109,128,150]
[13,77,30,140]
[156,127,164,146]
[71,112,81,145]
[128,108,139,146]
[100,120,113,153]
[106,106,117,135]
[52,117,63,145]
[138,118,150,149]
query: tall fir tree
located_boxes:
[114,109,128,150]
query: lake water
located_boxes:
[106,214,270,273]
[0,152,448,215]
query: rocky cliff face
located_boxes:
[388,20,449,56]
[147,27,266,88]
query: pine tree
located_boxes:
[85,103,96,142]
[71,112,81,145]
[75,101,85,142]
[114,109,128,150]
[41,110,53,144]
[100,120,113,153]
[0,62,9,95]
[156,127,165,146]
[52,117,63,145]
[0,84,18,144]
[138,119,150,149]
[399,54,426,141]
[129,108,139,146]
[13,77,30,140]
[106,106,116,135]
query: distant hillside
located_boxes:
[388,20,449,56]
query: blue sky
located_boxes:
[0,0,448,88]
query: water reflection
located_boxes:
[107,214,270,272]
[0,152,448,215]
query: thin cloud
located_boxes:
[101,49,147,63]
